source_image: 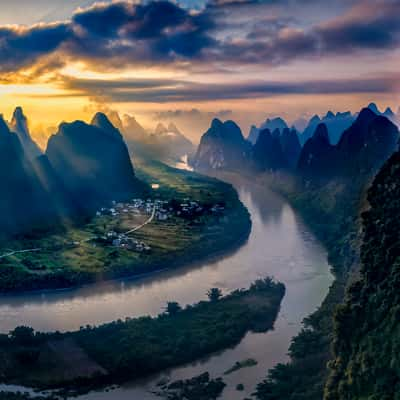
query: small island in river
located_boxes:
[0,278,285,397]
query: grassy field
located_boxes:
[0,158,251,292]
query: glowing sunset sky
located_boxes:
[0,0,399,141]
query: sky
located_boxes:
[0,0,399,143]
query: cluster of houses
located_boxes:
[96,200,142,218]
[94,200,155,252]
[91,196,226,252]
[105,231,151,253]
[96,198,166,220]
[95,197,225,224]
[168,198,224,216]
[155,198,224,220]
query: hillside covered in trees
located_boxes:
[325,150,400,400]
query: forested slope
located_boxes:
[325,150,400,400]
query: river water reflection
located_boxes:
[0,174,333,399]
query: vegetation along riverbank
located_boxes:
[0,278,284,397]
[0,158,251,293]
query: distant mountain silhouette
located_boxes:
[106,110,124,132]
[298,123,335,179]
[155,123,167,135]
[124,117,194,162]
[10,107,42,160]
[248,117,289,144]
[251,126,301,171]
[280,128,302,169]
[298,108,399,181]
[367,102,380,115]
[151,122,194,157]
[252,128,287,171]
[123,114,148,141]
[383,107,395,120]
[167,122,182,135]
[46,113,144,210]
[368,102,399,125]
[336,108,378,157]
[193,118,250,170]
[292,117,308,132]
[91,112,123,139]
[248,125,259,145]
[299,111,355,145]
[336,108,399,176]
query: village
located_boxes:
[91,196,226,254]
[0,195,227,260]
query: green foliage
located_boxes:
[325,151,400,400]
[255,171,367,400]
[73,279,284,384]
[160,372,226,400]
[0,158,250,292]
[0,279,284,391]
[165,301,182,315]
[10,326,36,346]
[256,147,400,400]
[207,288,222,302]
[236,383,245,391]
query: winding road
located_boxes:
[0,176,333,400]
[125,204,156,235]
[0,248,42,260]
[0,205,156,260]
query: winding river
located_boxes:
[0,173,333,399]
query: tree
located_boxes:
[10,326,35,345]
[165,301,182,316]
[207,288,222,302]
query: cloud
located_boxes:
[154,108,232,119]
[207,0,400,65]
[316,0,400,51]
[0,1,215,73]
[59,74,400,103]
[151,108,234,142]
[63,76,187,91]
[73,2,132,38]
[0,22,70,72]
[0,0,399,76]
[67,0,215,65]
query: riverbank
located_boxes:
[0,278,284,397]
[0,170,332,399]
[253,171,364,400]
[0,159,251,293]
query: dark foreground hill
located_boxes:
[46,113,145,210]
[0,109,146,238]
[0,116,61,236]
[325,149,400,400]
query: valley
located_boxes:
[1,101,399,400]
[1,1,400,399]
[188,103,400,400]
[0,174,333,399]
[0,158,250,293]
[1,102,395,400]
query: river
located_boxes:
[0,173,333,399]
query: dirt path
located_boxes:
[0,205,156,260]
